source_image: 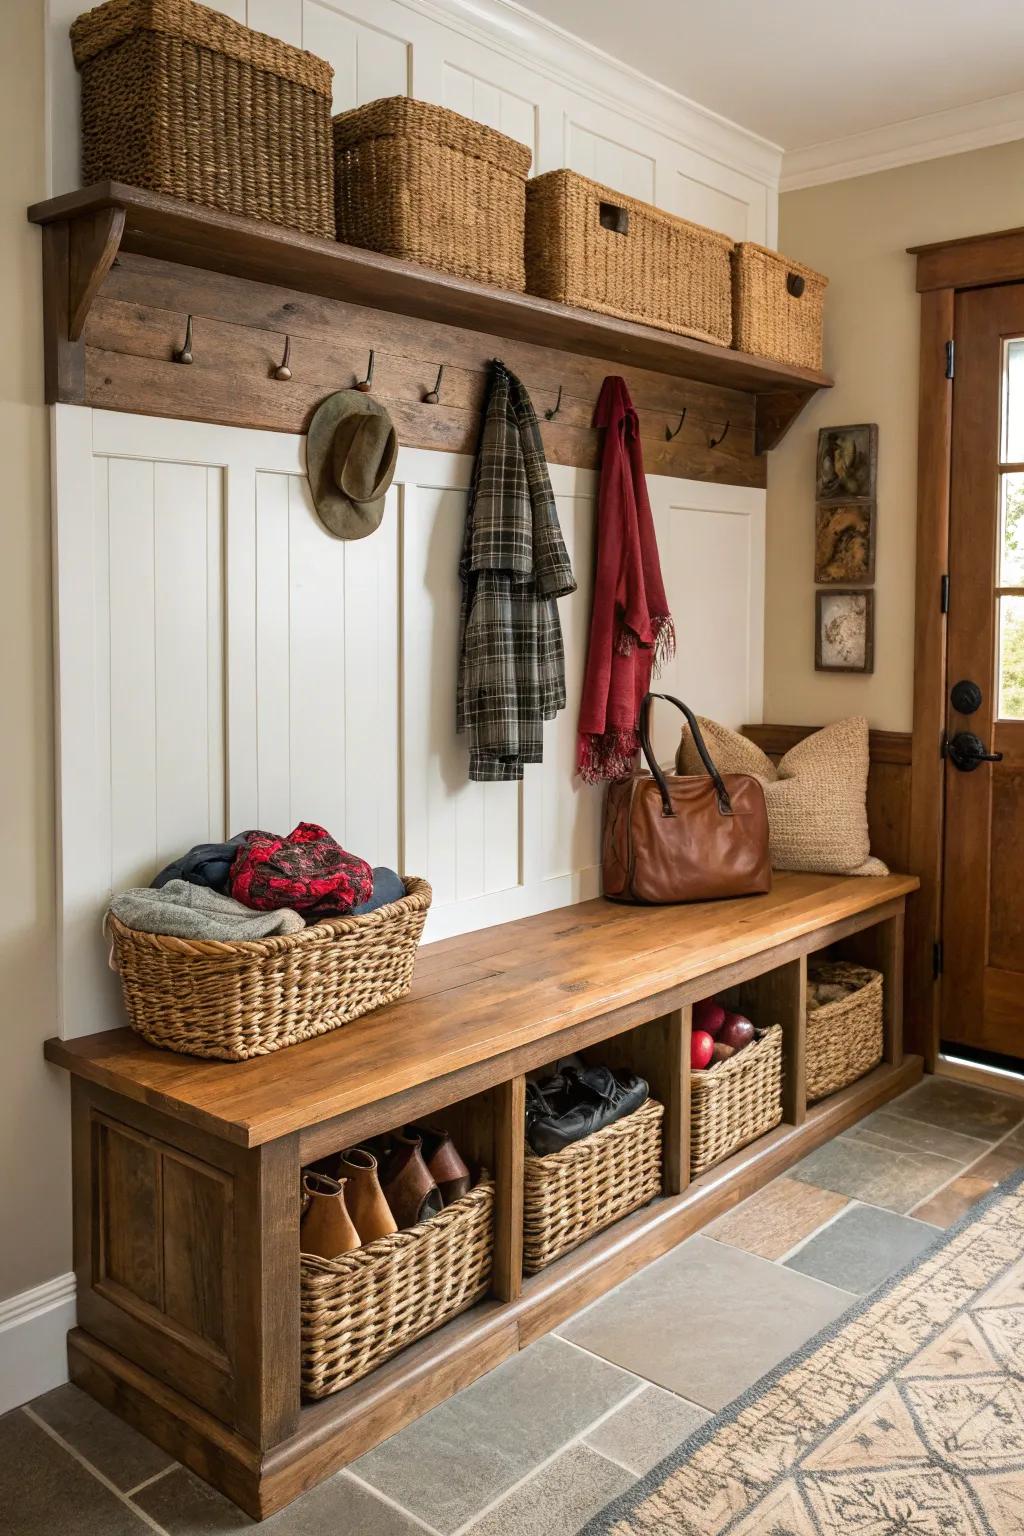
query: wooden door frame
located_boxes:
[907,226,1024,1070]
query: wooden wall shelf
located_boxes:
[29,184,832,477]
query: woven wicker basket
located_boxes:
[526,170,734,343]
[300,1175,493,1399]
[690,1025,783,1178]
[332,97,532,290]
[806,961,883,1104]
[523,1099,663,1274]
[106,877,432,1060]
[70,0,335,238]
[732,243,827,369]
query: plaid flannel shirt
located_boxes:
[457,363,577,781]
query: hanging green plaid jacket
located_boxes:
[457,363,577,782]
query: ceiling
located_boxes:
[522,0,1024,151]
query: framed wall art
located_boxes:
[814,501,876,584]
[816,423,878,502]
[815,589,875,674]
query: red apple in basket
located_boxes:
[693,997,726,1038]
[718,1012,755,1053]
[690,1030,715,1070]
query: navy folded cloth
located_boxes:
[153,834,247,893]
[337,867,407,918]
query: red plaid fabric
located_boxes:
[229,823,372,917]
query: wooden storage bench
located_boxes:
[45,870,918,1519]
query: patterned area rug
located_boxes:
[585,1170,1024,1534]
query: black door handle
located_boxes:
[946,731,1004,772]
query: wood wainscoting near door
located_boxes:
[743,724,912,874]
[743,724,919,1050]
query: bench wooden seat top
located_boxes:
[46,871,918,1149]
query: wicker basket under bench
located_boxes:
[806,961,883,1103]
[690,1025,783,1178]
[301,1177,494,1399]
[523,1100,664,1273]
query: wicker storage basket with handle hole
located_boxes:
[732,243,827,369]
[806,960,883,1103]
[525,169,734,343]
[70,0,336,239]
[106,877,432,1060]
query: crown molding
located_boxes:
[403,0,784,187]
[781,89,1024,193]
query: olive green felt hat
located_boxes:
[305,390,398,539]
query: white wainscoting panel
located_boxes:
[45,0,779,244]
[52,408,765,1037]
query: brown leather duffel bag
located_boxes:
[602,694,771,905]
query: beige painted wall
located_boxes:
[766,138,1024,733]
[0,0,71,1303]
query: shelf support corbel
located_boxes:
[39,202,125,404]
[68,205,125,341]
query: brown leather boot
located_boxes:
[409,1125,472,1206]
[378,1130,443,1229]
[300,1171,360,1258]
[338,1147,397,1243]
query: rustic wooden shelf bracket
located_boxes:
[68,204,126,341]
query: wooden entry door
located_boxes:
[942,283,1024,1058]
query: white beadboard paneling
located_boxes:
[442,63,538,157]
[673,174,750,243]
[254,471,294,830]
[565,119,656,201]
[301,0,410,113]
[650,478,765,763]
[107,456,158,888]
[541,488,600,885]
[53,411,766,1028]
[401,466,521,911]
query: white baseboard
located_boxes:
[0,1273,76,1413]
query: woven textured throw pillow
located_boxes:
[675,716,888,876]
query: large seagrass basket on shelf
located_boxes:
[525,169,734,343]
[332,96,532,290]
[106,876,432,1060]
[732,243,827,369]
[70,0,336,238]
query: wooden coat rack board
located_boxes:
[30,183,832,486]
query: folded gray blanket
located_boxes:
[109,880,305,942]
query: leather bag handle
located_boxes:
[638,693,733,818]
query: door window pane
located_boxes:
[998,596,1024,718]
[1003,338,1024,463]
[1000,474,1024,585]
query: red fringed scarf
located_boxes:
[577,377,675,783]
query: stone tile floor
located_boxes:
[5,1075,1024,1535]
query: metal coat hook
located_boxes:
[423,363,445,405]
[665,408,687,442]
[174,314,194,365]
[544,384,564,421]
[355,350,375,392]
[708,419,730,449]
[273,335,292,381]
